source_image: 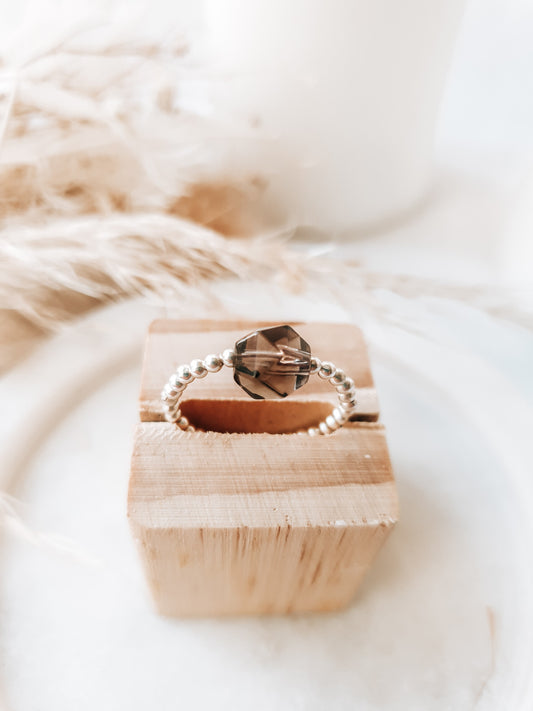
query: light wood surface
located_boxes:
[128,319,398,616]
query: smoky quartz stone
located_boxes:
[233,325,312,400]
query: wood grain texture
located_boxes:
[128,319,398,617]
[139,319,379,424]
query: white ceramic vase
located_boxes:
[203,0,466,234]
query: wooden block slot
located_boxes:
[179,398,335,434]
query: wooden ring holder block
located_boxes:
[128,320,399,617]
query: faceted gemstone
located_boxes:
[233,325,312,399]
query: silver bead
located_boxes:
[340,401,356,414]
[190,358,208,379]
[342,399,357,411]
[325,414,339,430]
[310,356,322,374]
[339,390,357,403]
[337,378,355,393]
[162,384,181,400]
[163,399,178,411]
[169,374,186,390]
[331,368,346,385]
[308,427,319,437]
[319,421,331,435]
[176,364,193,383]
[177,415,189,429]
[204,354,223,372]
[318,361,335,379]
[221,348,235,367]
[332,407,348,424]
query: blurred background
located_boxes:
[1,0,533,710]
[0,0,532,369]
[1,0,533,362]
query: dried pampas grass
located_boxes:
[0,213,292,329]
[0,24,274,368]
[0,26,263,231]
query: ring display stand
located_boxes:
[128,320,398,617]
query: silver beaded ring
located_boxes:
[161,325,357,436]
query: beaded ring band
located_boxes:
[161,325,357,436]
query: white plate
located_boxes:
[1,298,532,711]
